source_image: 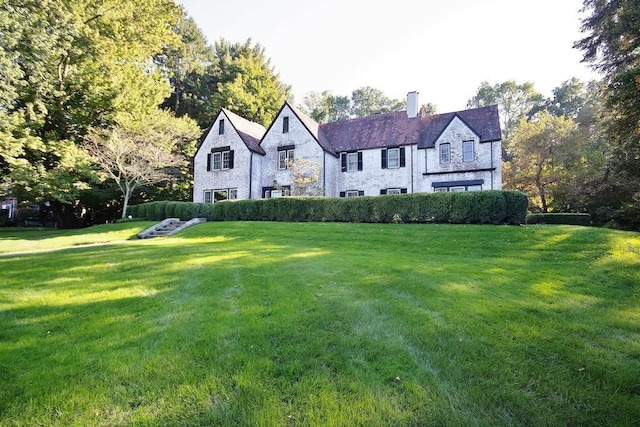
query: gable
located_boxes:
[194,109,266,158]
[418,105,501,149]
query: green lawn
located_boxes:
[0,222,638,426]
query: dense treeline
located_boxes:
[1,0,638,230]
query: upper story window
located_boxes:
[278,145,295,169]
[218,119,225,135]
[463,140,474,162]
[440,143,450,164]
[381,147,406,169]
[283,116,289,133]
[207,146,234,171]
[341,151,363,172]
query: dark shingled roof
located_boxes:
[223,108,266,155]
[318,104,501,153]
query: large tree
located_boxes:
[575,0,640,229]
[467,80,544,141]
[0,0,181,226]
[213,39,292,127]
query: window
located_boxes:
[463,140,474,162]
[214,190,228,201]
[387,148,400,169]
[209,147,233,170]
[386,188,401,195]
[278,148,294,169]
[212,152,222,170]
[450,186,466,192]
[434,187,448,193]
[340,190,364,197]
[218,119,224,135]
[440,144,450,164]
[341,151,363,172]
[203,190,212,203]
[467,185,482,191]
[381,147,406,169]
[283,116,289,133]
[222,151,231,169]
[228,188,238,199]
[381,188,407,195]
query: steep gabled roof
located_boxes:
[419,105,502,149]
[320,110,423,152]
[271,102,337,157]
[318,104,500,153]
[222,108,266,155]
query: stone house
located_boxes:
[193,92,501,203]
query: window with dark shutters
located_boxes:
[219,119,224,135]
[283,116,289,133]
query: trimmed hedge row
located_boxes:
[216,190,528,224]
[526,213,592,226]
[127,191,528,225]
[126,201,216,221]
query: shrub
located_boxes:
[526,213,592,226]
[212,191,528,225]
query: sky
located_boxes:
[175,0,600,113]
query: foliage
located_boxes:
[575,0,640,229]
[127,201,215,221]
[212,39,292,127]
[209,191,528,225]
[0,0,182,227]
[0,222,638,425]
[85,111,200,218]
[505,112,578,212]
[301,86,410,123]
[526,212,592,226]
[467,80,544,141]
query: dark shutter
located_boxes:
[358,190,364,196]
[206,153,212,171]
[401,188,408,194]
[283,117,289,133]
[219,119,224,135]
[341,153,347,172]
[357,152,363,171]
[229,150,234,169]
[400,147,406,167]
[339,191,346,197]
[381,149,387,169]
[380,189,387,195]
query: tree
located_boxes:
[0,0,182,226]
[214,39,292,127]
[157,14,217,128]
[302,91,351,123]
[85,111,200,218]
[575,0,640,229]
[506,112,577,212]
[467,81,544,141]
[301,87,417,124]
[350,87,404,117]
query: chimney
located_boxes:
[407,91,419,119]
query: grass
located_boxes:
[0,221,638,426]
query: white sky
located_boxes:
[176,0,600,113]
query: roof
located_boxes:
[319,104,501,153]
[222,108,266,155]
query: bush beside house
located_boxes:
[127,191,528,225]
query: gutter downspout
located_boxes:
[490,141,494,190]
[410,145,414,193]
[323,151,327,196]
[249,152,253,199]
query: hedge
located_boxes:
[127,191,529,225]
[126,201,216,222]
[525,213,592,226]
[216,190,527,224]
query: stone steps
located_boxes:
[138,218,206,239]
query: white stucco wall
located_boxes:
[336,145,417,196]
[418,116,502,192]
[259,105,331,197]
[193,111,257,202]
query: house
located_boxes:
[0,197,17,224]
[193,92,501,203]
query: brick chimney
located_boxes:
[407,91,419,119]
